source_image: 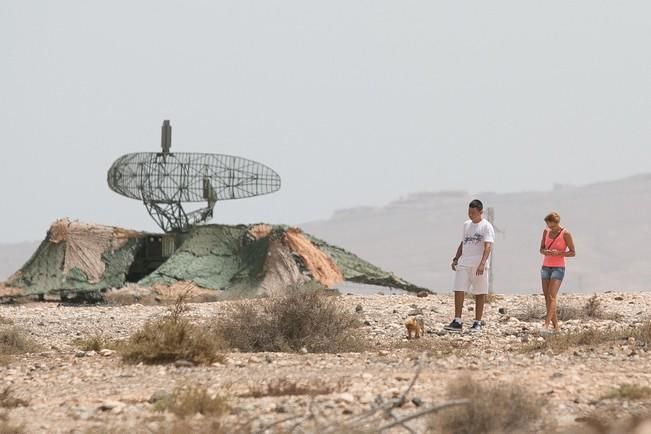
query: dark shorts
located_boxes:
[541,266,565,281]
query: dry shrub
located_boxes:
[0,387,27,409]
[240,377,342,398]
[154,384,230,419]
[636,321,651,344]
[561,296,620,321]
[523,328,624,353]
[583,295,603,318]
[601,384,651,401]
[522,322,651,353]
[572,408,651,434]
[121,296,225,365]
[515,303,586,322]
[73,335,119,352]
[0,414,23,434]
[485,293,501,304]
[216,288,365,353]
[432,378,545,434]
[557,305,585,321]
[515,296,620,322]
[153,419,249,434]
[0,326,40,355]
[514,303,546,322]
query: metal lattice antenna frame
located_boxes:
[107,121,281,232]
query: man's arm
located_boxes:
[451,242,462,270]
[476,242,492,275]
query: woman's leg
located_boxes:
[548,279,563,330]
[542,278,551,328]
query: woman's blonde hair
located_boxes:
[544,212,561,224]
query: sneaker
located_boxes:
[470,321,482,333]
[444,319,463,332]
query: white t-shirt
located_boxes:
[458,219,495,268]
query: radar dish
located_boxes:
[107,120,281,232]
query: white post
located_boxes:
[486,207,495,295]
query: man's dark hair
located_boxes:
[469,199,483,211]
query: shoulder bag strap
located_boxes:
[545,228,564,250]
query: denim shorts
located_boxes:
[541,266,565,281]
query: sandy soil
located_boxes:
[1,291,650,433]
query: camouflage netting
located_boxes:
[140,224,426,294]
[0,220,427,301]
[305,234,427,292]
[2,219,144,298]
[138,224,269,292]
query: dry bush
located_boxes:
[515,296,620,323]
[73,335,119,352]
[240,377,343,398]
[571,407,651,434]
[557,305,585,321]
[562,296,620,321]
[531,320,651,354]
[635,321,651,344]
[431,378,546,434]
[216,287,365,353]
[105,283,221,306]
[0,412,23,434]
[0,326,40,355]
[485,293,502,304]
[121,296,225,365]
[152,418,250,434]
[0,317,13,325]
[0,387,28,409]
[583,295,603,318]
[601,384,651,401]
[154,384,230,419]
[521,323,651,353]
[514,302,583,321]
[514,303,546,322]
[523,328,623,353]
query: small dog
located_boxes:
[405,316,425,339]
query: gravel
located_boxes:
[0,291,650,433]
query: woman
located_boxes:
[540,212,576,330]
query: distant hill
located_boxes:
[300,174,651,294]
[0,241,40,281]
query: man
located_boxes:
[444,199,495,333]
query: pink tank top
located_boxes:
[543,228,567,267]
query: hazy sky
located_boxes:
[1,1,650,242]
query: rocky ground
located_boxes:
[1,291,651,433]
